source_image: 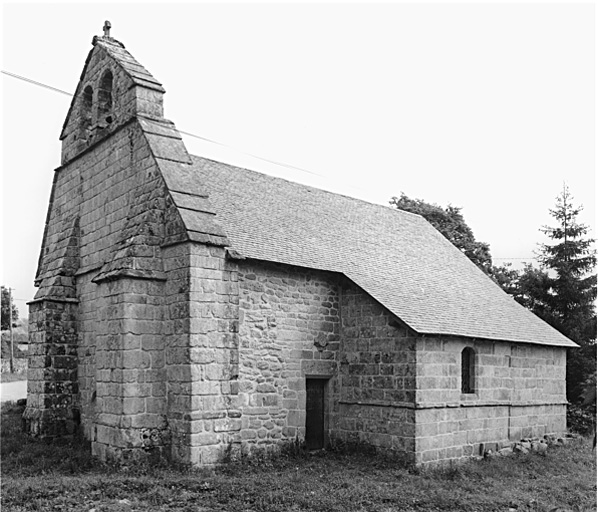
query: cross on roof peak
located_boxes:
[103,20,111,37]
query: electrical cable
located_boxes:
[2,69,325,179]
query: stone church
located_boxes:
[24,26,576,466]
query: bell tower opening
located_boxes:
[97,70,113,126]
[77,85,93,148]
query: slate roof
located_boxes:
[75,33,575,348]
[175,155,576,348]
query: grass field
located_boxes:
[1,402,596,512]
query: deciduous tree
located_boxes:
[1,286,18,331]
[390,193,493,274]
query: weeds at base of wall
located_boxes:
[327,436,416,471]
[220,435,308,470]
[219,436,417,474]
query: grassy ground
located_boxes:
[1,402,596,512]
[0,370,27,383]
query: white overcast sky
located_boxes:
[1,1,596,314]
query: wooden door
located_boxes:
[305,379,326,450]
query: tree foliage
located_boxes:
[1,286,19,331]
[390,187,597,404]
[390,193,493,274]
[537,187,597,340]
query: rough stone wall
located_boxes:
[236,261,341,455]
[27,116,159,434]
[335,283,417,462]
[76,272,98,439]
[414,337,567,465]
[23,299,79,437]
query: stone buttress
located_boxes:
[24,27,241,464]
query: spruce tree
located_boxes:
[538,185,596,340]
[536,185,596,402]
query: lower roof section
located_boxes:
[166,154,576,348]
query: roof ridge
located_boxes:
[188,154,426,222]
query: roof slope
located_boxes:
[181,155,576,348]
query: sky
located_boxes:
[1,1,595,317]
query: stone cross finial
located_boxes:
[103,20,111,37]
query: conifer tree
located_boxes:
[534,185,597,402]
[537,186,596,337]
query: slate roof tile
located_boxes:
[186,155,576,348]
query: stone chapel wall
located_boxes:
[414,337,567,465]
[74,122,159,442]
[236,260,341,455]
[334,283,417,463]
[26,112,191,462]
[26,120,155,438]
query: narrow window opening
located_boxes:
[97,70,113,124]
[79,85,93,144]
[461,347,475,394]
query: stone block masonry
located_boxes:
[163,243,241,465]
[236,261,341,456]
[26,116,177,448]
[90,277,169,462]
[413,337,568,465]
[334,282,417,463]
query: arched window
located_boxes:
[461,347,475,394]
[97,70,113,124]
[79,85,93,143]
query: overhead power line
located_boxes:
[2,70,72,96]
[493,257,534,260]
[1,69,325,179]
[176,129,322,177]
